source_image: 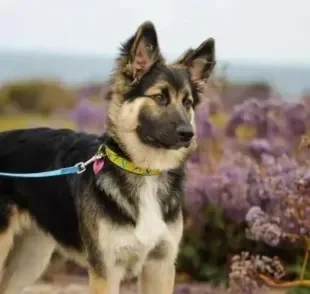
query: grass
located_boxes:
[0,114,75,131]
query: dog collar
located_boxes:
[96,145,163,176]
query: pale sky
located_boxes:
[0,0,309,63]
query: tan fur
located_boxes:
[117,126,193,170]
[144,81,171,96]
[138,212,182,294]
[99,21,215,293]
[89,271,108,294]
[144,82,194,105]
[97,175,182,272]
[0,206,32,280]
[56,245,87,268]
[89,170,184,294]
[107,76,197,170]
[108,91,197,170]
[138,262,175,294]
[106,29,203,171]
[0,223,55,294]
[0,231,14,282]
[9,208,32,235]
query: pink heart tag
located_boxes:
[93,159,105,175]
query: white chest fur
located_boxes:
[135,177,166,245]
[98,176,168,279]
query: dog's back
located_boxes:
[0,127,98,169]
[0,128,100,293]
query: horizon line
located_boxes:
[1,46,310,67]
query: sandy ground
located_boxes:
[21,276,287,294]
[23,283,225,294]
[22,284,287,294]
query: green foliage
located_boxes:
[288,286,310,294]
[177,203,303,284]
[0,80,77,115]
[286,255,310,279]
[177,204,253,284]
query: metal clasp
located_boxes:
[75,162,86,174]
[74,154,104,174]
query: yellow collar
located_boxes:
[98,145,163,176]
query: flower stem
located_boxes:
[259,274,310,288]
[299,238,310,281]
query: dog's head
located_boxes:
[107,21,216,170]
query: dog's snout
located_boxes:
[176,124,194,143]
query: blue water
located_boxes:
[0,50,309,100]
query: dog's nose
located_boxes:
[176,124,194,142]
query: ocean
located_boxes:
[0,50,309,100]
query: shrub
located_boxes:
[0,80,77,115]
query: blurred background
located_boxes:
[1,0,310,293]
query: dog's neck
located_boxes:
[98,135,162,176]
[102,134,130,162]
[103,127,191,171]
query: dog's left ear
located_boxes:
[175,38,216,89]
[122,21,163,82]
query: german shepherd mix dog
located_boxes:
[0,21,215,293]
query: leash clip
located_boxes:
[75,154,104,174]
[75,162,86,174]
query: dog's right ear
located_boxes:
[121,21,163,82]
[174,38,216,91]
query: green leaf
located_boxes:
[199,264,220,279]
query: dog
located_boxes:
[0,21,215,294]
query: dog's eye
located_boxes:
[183,98,193,109]
[152,94,168,105]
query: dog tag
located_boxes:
[93,159,105,175]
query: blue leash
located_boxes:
[0,166,81,178]
[0,154,103,178]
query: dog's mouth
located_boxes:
[136,124,193,150]
[144,135,192,150]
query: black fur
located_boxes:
[0,128,183,253]
[127,63,200,107]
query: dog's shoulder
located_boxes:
[0,127,103,170]
[0,127,98,151]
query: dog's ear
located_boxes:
[121,21,163,81]
[175,38,216,88]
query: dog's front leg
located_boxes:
[89,270,108,294]
[138,213,183,294]
[88,268,122,294]
[138,260,176,294]
[81,219,122,293]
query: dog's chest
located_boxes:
[99,177,167,277]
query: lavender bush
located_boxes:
[48,88,310,293]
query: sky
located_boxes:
[0,0,309,64]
